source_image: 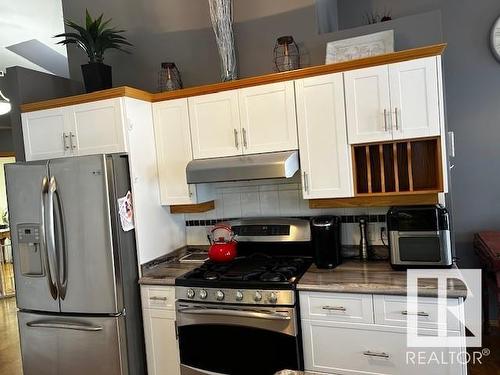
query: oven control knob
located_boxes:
[235,291,244,301]
[254,291,262,302]
[199,289,208,299]
[269,292,278,304]
[186,289,195,299]
[216,290,225,301]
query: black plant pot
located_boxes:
[81,62,112,93]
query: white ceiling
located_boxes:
[0,0,68,76]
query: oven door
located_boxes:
[176,301,302,375]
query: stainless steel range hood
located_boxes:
[186,151,299,184]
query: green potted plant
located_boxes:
[55,10,132,93]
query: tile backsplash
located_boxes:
[184,177,390,247]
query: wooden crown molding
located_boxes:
[20,43,446,113]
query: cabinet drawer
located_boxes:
[300,292,373,323]
[141,286,176,310]
[373,295,461,331]
[302,321,463,375]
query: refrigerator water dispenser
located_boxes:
[17,224,43,276]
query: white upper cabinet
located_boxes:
[188,91,241,159]
[71,98,127,156]
[22,107,71,161]
[153,99,213,205]
[344,65,393,144]
[22,99,127,161]
[345,57,441,144]
[295,73,353,199]
[238,81,298,154]
[389,57,440,139]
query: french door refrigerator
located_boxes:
[5,154,145,375]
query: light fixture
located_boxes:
[0,91,11,115]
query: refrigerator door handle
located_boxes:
[41,176,58,300]
[47,176,68,300]
[26,320,103,332]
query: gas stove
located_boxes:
[175,218,312,306]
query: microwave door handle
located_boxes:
[397,231,440,237]
[41,176,58,300]
[178,307,291,321]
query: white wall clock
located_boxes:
[491,16,500,62]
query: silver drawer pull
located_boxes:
[150,296,168,301]
[401,310,429,317]
[363,351,390,359]
[322,306,346,312]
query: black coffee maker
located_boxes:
[310,216,342,269]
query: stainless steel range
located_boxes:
[175,218,312,375]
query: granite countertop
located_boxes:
[298,260,467,298]
[138,246,208,286]
[275,371,322,375]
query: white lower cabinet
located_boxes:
[300,291,466,375]
[141,286,180,375]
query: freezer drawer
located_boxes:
[18,311,127,375]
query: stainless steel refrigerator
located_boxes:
[5,154,145,375]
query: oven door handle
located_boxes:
[177,307,292,321]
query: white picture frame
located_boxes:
[325,30,395,64]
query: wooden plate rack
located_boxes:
[352,137,443,196]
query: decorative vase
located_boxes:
[158,62,183,92]
[81,62,112,93]
[273,36,300,72]
[208,0,237,81]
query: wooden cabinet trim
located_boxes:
[309,193,439,208]
[21,44,446,113]
[169,200,215,214]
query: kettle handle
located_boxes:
[210,224,233,234]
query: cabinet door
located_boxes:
[344,65,393,144]
[71,98,127,156]
[153,99,196,205]
[188,91,241,159]
[238,81,298,154]
[142,308,180,375]
[295,74,353,199]
[302,321,464,375]
[22,107,71,161]
[389,57,441,140]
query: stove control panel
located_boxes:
[176,286,295,306]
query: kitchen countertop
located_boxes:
[298,260,468,298]
[138,246,208,286]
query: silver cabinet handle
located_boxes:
[69,132,77,150]
[27,321,103,332]
[303,172,309,193]
[62,133,70,150]
[242,128,248,148]
[40,176,58,300]
[149,296,168,301]
[322,306,346,312]
[233,129,239,149]
[383,109,388,131]
[363,351,390,359]
[178,307,291,321]
[401,310,430,317]
[394,107,399,130]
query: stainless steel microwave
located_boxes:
[387,205,452,269]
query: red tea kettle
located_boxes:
[208,224,237,262]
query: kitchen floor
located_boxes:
[0,297,22,375]
[0,296,497,375]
